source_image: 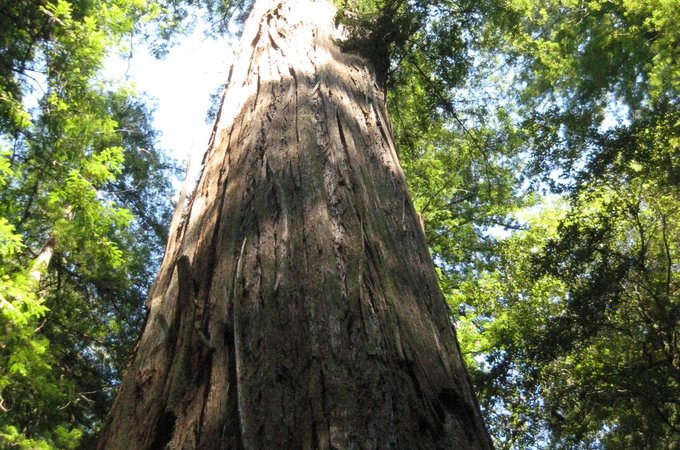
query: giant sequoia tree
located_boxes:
[98,0,492,448]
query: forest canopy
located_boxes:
[0,0,677,448]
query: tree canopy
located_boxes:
[428,0,679,447]
[0,0,179,446]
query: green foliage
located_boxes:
[492,0,680,191]
[537,183,680,447]
[141,0,252,46]
[436,0,680,447]
[460,184,680,448]
[0,424,82,450]
[0,0,178,447]
[337,0,482,93]
[453,202,568,448]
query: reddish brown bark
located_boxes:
[98,0,492,448]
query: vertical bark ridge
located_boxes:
[98,0,493,448]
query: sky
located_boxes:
[105,25,235,177]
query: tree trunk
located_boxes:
[98,0,492,448]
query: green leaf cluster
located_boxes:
[435,0,680,447]
[0,0,179,447]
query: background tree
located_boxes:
[0,0,179,447]
[446,0,680,447]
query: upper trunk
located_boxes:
[98,0,492,448]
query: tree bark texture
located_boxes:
[98,0,492,448]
